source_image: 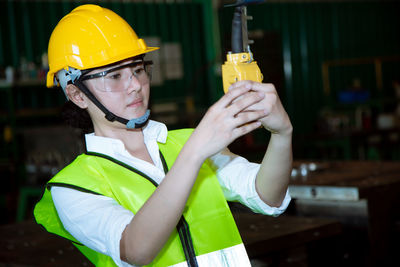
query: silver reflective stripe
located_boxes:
[171,243,251,267]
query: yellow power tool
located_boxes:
[222,1,264,93]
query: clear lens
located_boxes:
[83,61,152,92]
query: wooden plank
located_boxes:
[0,220,92,266]
[1,214,342,265]
[291,161,400,188]
[234,212,342,258]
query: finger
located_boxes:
[216,84,253,109]
[228,80,253,91]
[230,80,277,94]
[231,120,262,139]
[243,93,277,113]
[233,109,268,126]
[248,82,277,94]
[228,81,267,106]
[243,103,272,114]
[227,91,265,115]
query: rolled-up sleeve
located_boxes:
[209,148,291,216]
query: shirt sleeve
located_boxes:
[209,148,291,216]
[51,186,136,267]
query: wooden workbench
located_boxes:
[0,214,341,266]
[289,160,400,267]
[234,212,341,257]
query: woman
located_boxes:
[34,4,292,267]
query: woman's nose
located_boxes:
[126,74,142,94]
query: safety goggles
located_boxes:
[80,60,153,92]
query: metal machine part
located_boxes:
[294,198,369,227]
[222,1,264,93]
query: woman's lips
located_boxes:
[128,99,143,108]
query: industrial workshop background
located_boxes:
[0,1,399,266]
[0,0,399,220]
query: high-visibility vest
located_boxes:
[34,129,247,266]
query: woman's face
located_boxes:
[83,59,151,129]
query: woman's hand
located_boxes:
[229,81,292,136]
[225,81,293,208]
[188,84,268,161]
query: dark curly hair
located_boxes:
[61,101,94,133]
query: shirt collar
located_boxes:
[85,120,168,154]
[142,120,168,144]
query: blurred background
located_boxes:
[0,0,399,266]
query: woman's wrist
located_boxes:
[264,122,292,138]
[179,138,207,167]
[270,126,293,146]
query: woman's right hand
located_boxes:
[188,84,268,162]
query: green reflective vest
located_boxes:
[34,129,244,266]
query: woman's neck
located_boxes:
[93,125,154,165]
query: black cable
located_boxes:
[231,6,243,53]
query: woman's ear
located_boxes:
[66,84,88,109]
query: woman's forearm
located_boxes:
[255,130,292,207]
[120,141,204,265]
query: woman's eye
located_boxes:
[106,73,121,80]
[134,67,145,75]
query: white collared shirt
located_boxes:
[51,120,291,266]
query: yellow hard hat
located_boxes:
[46,4,159,88]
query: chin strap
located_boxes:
[74,80,150,129]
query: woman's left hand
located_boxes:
[229,80,292,136]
